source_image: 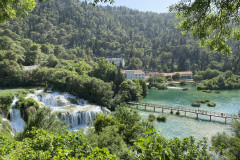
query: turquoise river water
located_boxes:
[139,85,240,141]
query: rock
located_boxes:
[21,106,37,122]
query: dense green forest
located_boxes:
[0,0,240,159]
[0,0,239,73]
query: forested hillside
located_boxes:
[0,0,237,72]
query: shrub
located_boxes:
[191,103,200,107]
[148,114,156,122]
[0,91,14,117]
[151,82,168,90]
[201,99,209,103]
[167,77,173,81]
[170,110,173,114]
[156,116,166,122]
[176,111,180,115]
[197,84,207,90]
[207,102,216,107]
[180,80,186,86]
[16,98,40,110]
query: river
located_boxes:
[140,85,240,141]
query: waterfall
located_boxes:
[58,107,104,130]
[7,90,111,132]
[10,108,25,133]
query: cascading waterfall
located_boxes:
[10,108,25,132]
[21,90,110,130]
[58,110,102,129]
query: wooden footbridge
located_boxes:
[128,102,240,124]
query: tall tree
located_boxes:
[170,0,240,55]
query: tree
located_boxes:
[0,0,36,23]
[172,72,181,80]
[170,0,240,55]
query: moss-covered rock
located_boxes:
[67,98,79,105]
[191,103,200,107]
[148,114,156,122]
[207,102,216,107]
[156,116,166,122]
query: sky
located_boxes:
[97,0,180,13]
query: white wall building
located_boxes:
[106,58,125,67]
[121,70,145,80]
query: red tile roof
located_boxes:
[163,71,193,76]
[121,70,144,74]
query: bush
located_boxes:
[200,99,209,103]
[180,80,186,86]
[196,84,207,90]
[176,111,180,115]
[167,77,173,81]
[191,103,200,107]
[207,102,216,107]
[16,98,40,110]
[0,91,14,117]
[148,114,156,122]
[151,82,168,90]
[196,100,201,103]
[170,110,173,114]
[156,116,166,122]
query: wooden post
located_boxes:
[145,104,146,110]
[185,111,186,116]
[210,115,211,121]
[162,108,164,113]
[196,113,198,119]
[154,107,155,112]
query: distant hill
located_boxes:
[0,0,236,72]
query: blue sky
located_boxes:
[97,0,180,13]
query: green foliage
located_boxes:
[134,130,212,160]
[195,69,221,81]
[16,98,40,110]
[211,120,240,159]
[191,103,200,107]
[0,117,13,135]
[201,99,209,103]
[0,0,36,23]
[156,116,166,122]
[90,58,117,82]
[172,72,180,80]
[148,114,156,122]
[207,102,216,107]
[0,128,117,159]
[180,80,186,86]
[119,79,143,102]
[176,110,180,115]
[94,114,117,133]
[16,107,67,141]
[151,82,168,90]
[198,71,240,90]
[170,0,240,55]
[50,70,114,108]
[0,90,14,116]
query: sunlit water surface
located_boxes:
[140,85,240,141]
